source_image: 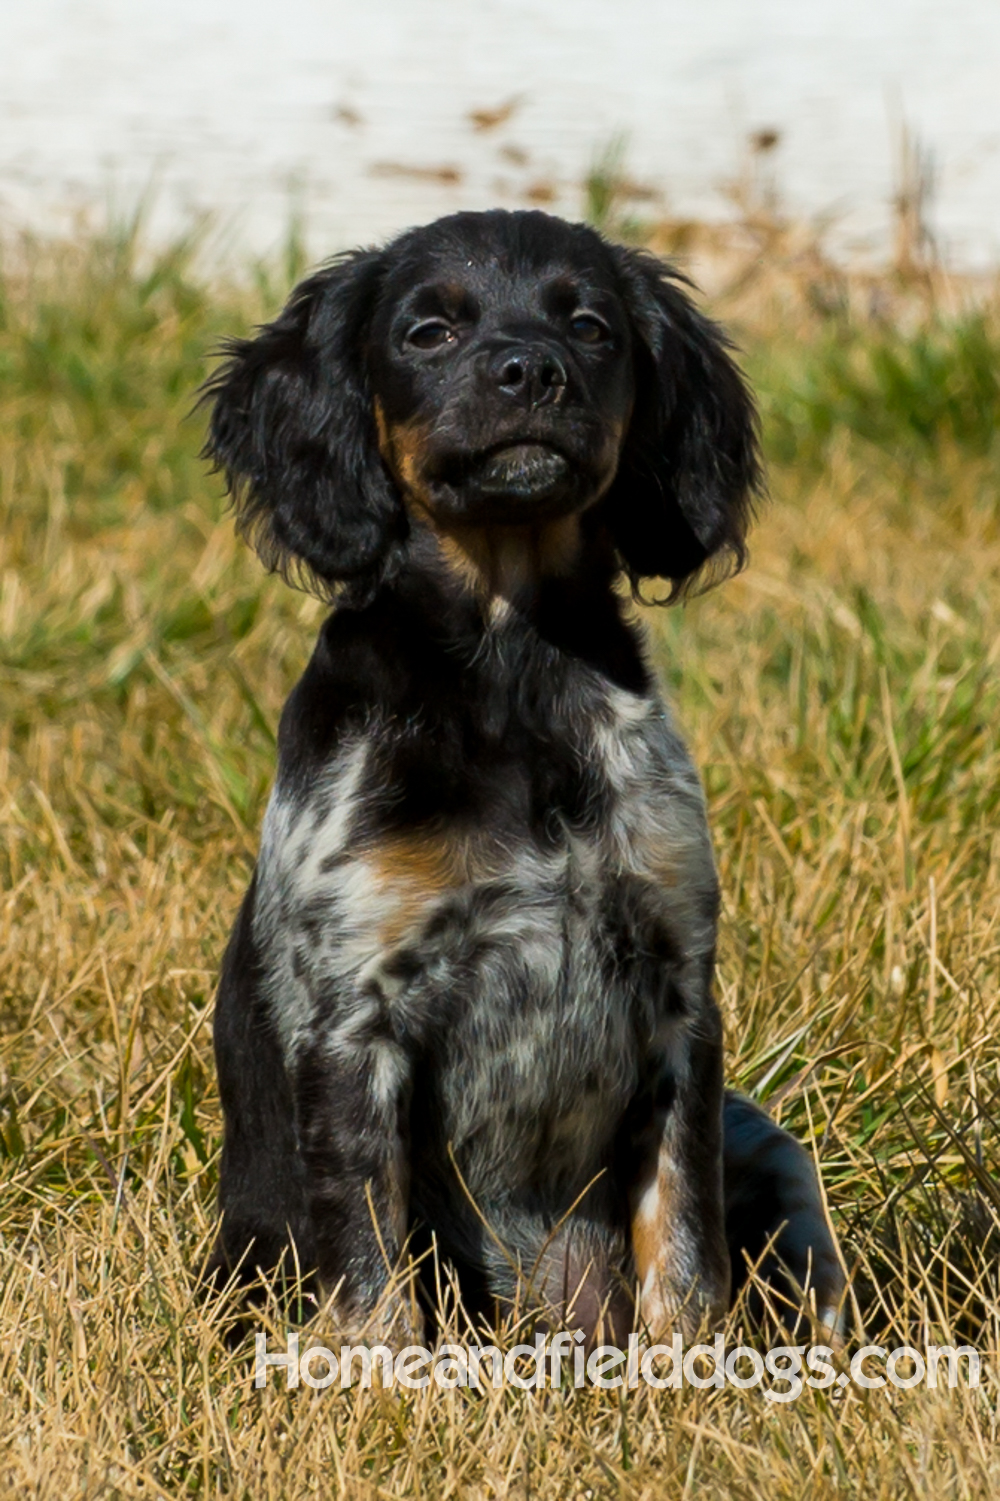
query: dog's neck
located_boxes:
[403,510,593,613]
[384,517,651,698]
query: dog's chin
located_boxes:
[424,442,597,525]
[472,443,570,500]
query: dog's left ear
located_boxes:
[599,246,763,597]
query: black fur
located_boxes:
[199,210,841,1342]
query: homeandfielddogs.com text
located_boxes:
[255,1332,980,1403]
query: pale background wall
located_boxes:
[1,0,998,265]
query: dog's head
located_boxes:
[204,209,762,602]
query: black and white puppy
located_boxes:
[202,209,843,1342]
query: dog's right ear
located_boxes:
[202,249,407,600]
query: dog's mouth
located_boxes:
[419,434,611,525]
[470,441,570,499]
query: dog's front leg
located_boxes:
[629,1002,730,1341]
[208,877,315,1303]
[294,1011,415,1337]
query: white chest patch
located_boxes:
[252,681,717,1068]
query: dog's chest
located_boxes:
[255,672,717,1105]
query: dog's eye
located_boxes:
[570,312,611,345]
[406,319,457,350]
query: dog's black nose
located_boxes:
[490,346,568,408]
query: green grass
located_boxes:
[1,222,999,1497]
[752,308,1000,466]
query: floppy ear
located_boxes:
[599,246,763,598]
[202,249,407,601]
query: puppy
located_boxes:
[202,209,843,1342]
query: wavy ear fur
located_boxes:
[600,246,763,599]
[201,250,407,603]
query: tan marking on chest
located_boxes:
[365,831,469,948]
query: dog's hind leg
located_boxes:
[723,1090,845,1336]
[204,876,315,1310]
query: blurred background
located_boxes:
[2,0,999,267]
[3,7,1000,1493]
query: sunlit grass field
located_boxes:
[1,215,999,1497]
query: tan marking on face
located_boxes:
[374,399,615,603]
[375,402,438,511]
[374,397,390,452]
[366,830,468,948]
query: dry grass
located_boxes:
[1,217,1000,1498]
